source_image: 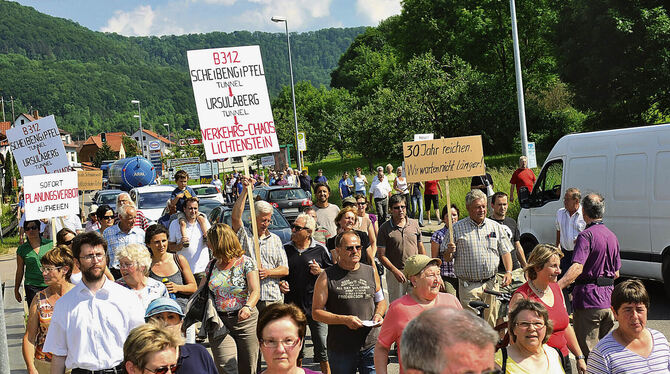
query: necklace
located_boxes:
[529,280,547,297]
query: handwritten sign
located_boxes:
[78,170,103,191]
[24,171,79,220]
[403,135,485,183]
[187,45,279,160]
[6,115,70,177]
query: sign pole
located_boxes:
[51,218,57,242]
[243,157,262,266]
[444,180,454,244]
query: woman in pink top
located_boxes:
[374,255,462,374]
[509,244,586,374]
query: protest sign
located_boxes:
[261,155,275,167]
[24,171,79,221]
[167,157,200,180]
[187,45,279,160]
[78,170,103,191]
[6,115,70,177]
[403,135,485,183]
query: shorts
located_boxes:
[425,194,439,210]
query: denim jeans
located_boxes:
[303,315,329,363]
[410,194,424,225]
[328,345,375,374]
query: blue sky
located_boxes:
[14,0,402,35]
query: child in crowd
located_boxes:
[170,170,208,243]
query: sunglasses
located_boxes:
[144,362,181,374]
[344,245,362,252]
[25,225,39,231]
[291,224,307,231]
[103,214,115,220]
[62,239,73,246]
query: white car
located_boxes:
[129,185,175,223]
[190,184,225,204]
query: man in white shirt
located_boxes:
[369,166,392,223]
[555,187,586,312]
[168,197,211,282]
[103,205,145,279]
[44,231,145,374]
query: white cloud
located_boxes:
[242,0,332,29]
[101,5,185,36]
[356,0,401,23]
[200,0,238,5]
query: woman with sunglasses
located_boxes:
[123,322,183,374]
[326,207,372,265]
[257,303,320,374]
[496,299,565,373]
[95,204,116,235]
[354,194,378,237]
[23,245,75,374]
[15,219,52,306]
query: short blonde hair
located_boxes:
[208,223,244,261]
[525,244,563,280]
[123,322,183,371]
[335,207,357,228]
[116,243,152,276]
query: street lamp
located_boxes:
[163,123,171,154]
[131,100,144,157]
[271,16,302,171]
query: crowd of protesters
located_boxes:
[12,159,670,374]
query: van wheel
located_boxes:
[520,236,538,259]
[663,255,670,299]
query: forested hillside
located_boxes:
[0,0,365,138]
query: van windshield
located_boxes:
[528,160,563,206]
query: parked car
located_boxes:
[191,184,225,204]
[93,189,123,211]
[253,186,312,223]
[129,185,174,222]
[207,203,292,244]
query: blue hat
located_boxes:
[145,297,184,321]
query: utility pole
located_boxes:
[10,96,15,123]
[510,0,529,157]
[1,97,5,122]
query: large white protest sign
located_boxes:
[24,171,79,220]
[187,45,279,160]
[7,115,70,177]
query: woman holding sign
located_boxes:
[15,220,53,306]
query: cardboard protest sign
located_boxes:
[6,115,70,177]
[403,135,485,183]
[78,170,103,191]
[187,45,279,160]
[24,171,79,220]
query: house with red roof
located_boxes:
[78,132,127,163]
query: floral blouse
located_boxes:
[208,255,257,312]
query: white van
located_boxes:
[517,124,670,295]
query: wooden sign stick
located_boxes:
[444,179,454,244]
[243,157,262,267]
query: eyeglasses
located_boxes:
[80,253,105,262]
[344,245,362,252]
[516,321,546,329]
[392,205,407,210]
[40,265,62,273]
[260,337,301,349]
[25,225,39,231]
[143,362,181,374]
[119,262,136,269]
[291,224,307,231]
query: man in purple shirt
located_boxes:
[558,193,621,359]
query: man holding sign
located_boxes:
[444,189,513,328]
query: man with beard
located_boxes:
[43,232,144,374]
[314,183,340,240]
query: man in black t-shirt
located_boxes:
[490,192,527,324]
[312,231,386,374]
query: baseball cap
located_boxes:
[145,297,184,321]
[89,204,99,216]
[342,196,357,207]
[402,254,442,278]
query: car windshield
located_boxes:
[268,189,306,200]
[137,191,173,209]
[98,193,120,205]
[194,187,219,195]
[222,208,289,230]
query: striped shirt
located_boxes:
[587,328,670,374]
[432,226,456,277]
[451,217,512,281]
[236,226,288,302]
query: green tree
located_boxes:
[93,144,116,168]
[122,136,140,157]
